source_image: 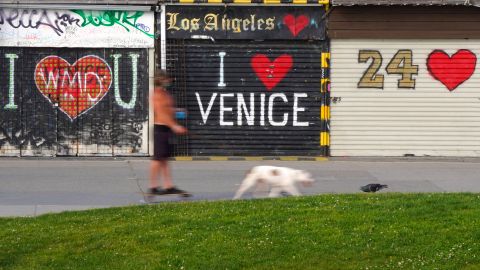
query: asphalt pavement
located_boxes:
[1,157,480,217]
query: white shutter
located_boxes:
[331,39,480,156]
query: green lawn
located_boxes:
[1,193,480,270]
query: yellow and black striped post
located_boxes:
[320,51,330,155]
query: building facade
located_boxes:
[162,2,329,156]
[0,1,156,156]
[0,0,329,157]
[5,0,480,157]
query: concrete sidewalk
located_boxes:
[1,157,480,217]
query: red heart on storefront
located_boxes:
[251,54,293,91]
[34,55,112,119]
[283,14,309,37]
[427,49,477,91]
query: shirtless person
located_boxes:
[149,71,189,195]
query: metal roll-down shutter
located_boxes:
[331,39,480,157]
[167,40,326,156]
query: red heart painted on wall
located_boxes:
[34,55,112,120]
[427,49,477,91]
[283,14,309,37]
[251,54,293,91]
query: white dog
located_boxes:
[233,166,314,199]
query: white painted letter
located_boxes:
[220,93,234,126]
[5,54,18,109]
[293,93,309,127]
[218,51,226,87]
[112,54,139,109]
[268,93,288,126]
[196,92,217,124]
[237,93,254,126]
[260,93,265,126]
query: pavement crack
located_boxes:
[126,160,148,202]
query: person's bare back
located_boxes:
[152,87,186,135]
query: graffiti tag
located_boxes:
[72,10,154,38]
[0,9,81,36]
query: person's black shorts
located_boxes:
[153,125,173,160]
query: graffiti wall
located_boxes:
[165,5,327,156]
[0,9,154,48]
[330,40,480,156]
[179,42,325,156]
[0,48,149,156]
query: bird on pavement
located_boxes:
[360,183,388,193]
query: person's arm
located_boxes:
[158,94,187,134]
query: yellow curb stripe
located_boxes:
[244,157,265,161]
[264,0,281,3]
[315,157,328,161]
[178,0,195,3]
[210,156,229,161]
[233,0,252,3]
[174,156,193,161]
[207,0,223,2]
[293,0,308,3]
[279,156,299,161]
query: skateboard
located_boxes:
[139,191,192,203]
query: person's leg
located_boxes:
[149,160,162,188]
[159,160,190,195]
[159,160,174,189]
